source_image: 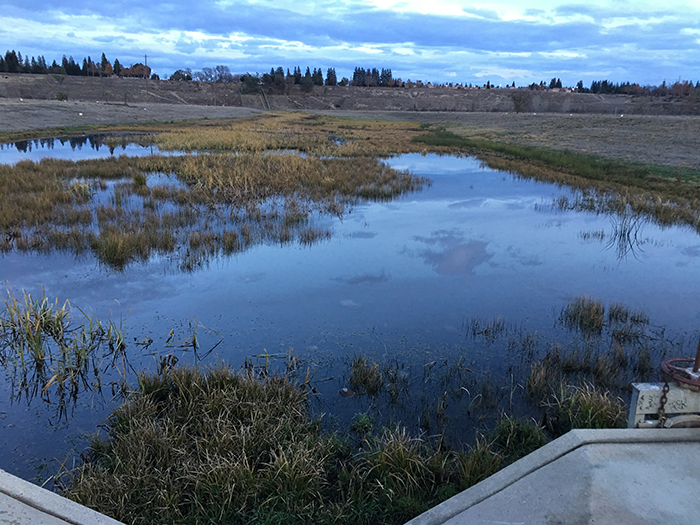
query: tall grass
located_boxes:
[0,147,427,270]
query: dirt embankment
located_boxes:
[1,73,699,116]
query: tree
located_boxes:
[4,50,20,73]
[113,59,122,76]
[171,69,192,81]
[325,67,337,86]
[312,67,323,86]
[240,73,260,93]
[379,68,392,86]
[214,65,233,82]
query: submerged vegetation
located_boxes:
[2,113,698,520]
[63,363,534,525]
[0,118,429,270]
[3,112,700,271]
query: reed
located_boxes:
[0,290,127,415]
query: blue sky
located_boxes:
[2,0,699,86]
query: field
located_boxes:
[1,100,698,170]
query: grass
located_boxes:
[412,127,700,232]
[56,292,676,522]
[0,289,127,417]
[0,139,428,270]
[3,113,699,270]
[61,364,524,525]
[541,383,627,436]
[559,296,605,336]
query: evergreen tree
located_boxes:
[4,50,20,73]
[113,59,122,76]
[325,67,337,86]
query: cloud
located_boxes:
[414,230,493,275]
[2,0,697,85]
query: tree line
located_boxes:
[4,48,699,99]
[0,49,154,79]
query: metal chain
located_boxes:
[657,375,671,427]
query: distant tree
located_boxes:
[214,65,233,82]
[171,69,192,81]
[379,68,392,86]
[4,50,20,73]
[312,67,323,86]
[240,73,260,93]
[325,67,337,86]
[150,73,160,80]
[300,68,315,92]
[113,58,122,76]
[293,66,301,84]
[121,63,151,78]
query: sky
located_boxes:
[2,0,699,87]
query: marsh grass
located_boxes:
[0,290,127,418]
[412,127,700,233]
[61,293,676,522]
[559,296,605,336]
[349,353,383,397]
[62,364,519,525]
[0,147,427,270]
[541,383,627,436]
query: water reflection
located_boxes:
[2,152,700,483]
[0,134,159,165]
[414,230,493,275]
[606,212,647,260]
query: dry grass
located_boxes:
[0,138,427,269]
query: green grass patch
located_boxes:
[412,127,700,188]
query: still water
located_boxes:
[1,144,699,483]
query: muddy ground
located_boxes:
[0,99,698,169]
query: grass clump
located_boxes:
[0,289,126,416]
[542,383,627,436]
[560,296,605,336]
[64,365,520,525]
[349,353,383,397]
[489,415,547,465]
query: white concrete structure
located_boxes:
[406,429,700,525]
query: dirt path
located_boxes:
[1,100,698,169]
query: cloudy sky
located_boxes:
[2,0,699,86]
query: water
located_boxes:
[0,134,169,165]
[1,143,699,483]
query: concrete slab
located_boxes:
[406,429,700,525]
[0,468,123,525]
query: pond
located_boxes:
[1,142,699,485]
